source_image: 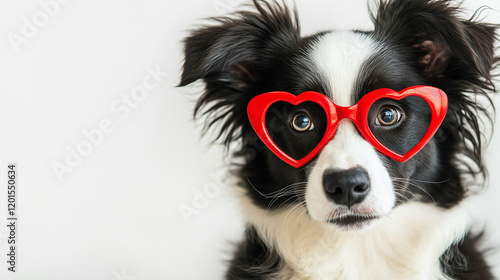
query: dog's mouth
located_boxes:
[327,215,378,228]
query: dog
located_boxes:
[179,0,498,279]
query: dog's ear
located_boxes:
[372,0,499,178]
[372,0,497,85]
[179,0,300,146]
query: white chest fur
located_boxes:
[238,190,470,280]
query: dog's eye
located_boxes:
[291,113,314,132]
[376,106,401,126]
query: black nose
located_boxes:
[323,167,371,208]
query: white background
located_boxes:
[0,0,499,279]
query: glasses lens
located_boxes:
[265,101,327,161]
[367,96,432,156]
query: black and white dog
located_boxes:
[179,0,498,279]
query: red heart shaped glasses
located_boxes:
[247,86,448,168]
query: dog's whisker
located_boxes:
[271,191,303,210]
[266,185,307,210]
[392,181,422,202]
[394,178,452,185]
[282,203,306,229]
[391,177,436,203]
[247,178,307,201]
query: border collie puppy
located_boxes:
[179,0,498,279]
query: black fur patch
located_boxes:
[226,226,285,279]
[440,232,494,279]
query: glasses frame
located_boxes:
[247,86,448,168]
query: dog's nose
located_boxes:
[322,167,371,208]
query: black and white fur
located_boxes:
[179,0,498,279]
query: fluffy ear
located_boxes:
[372,0,497,85]
[179,0,300,146]
[373,0,499,178]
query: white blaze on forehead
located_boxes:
[311,31,378,106]
[305,32,394,225]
